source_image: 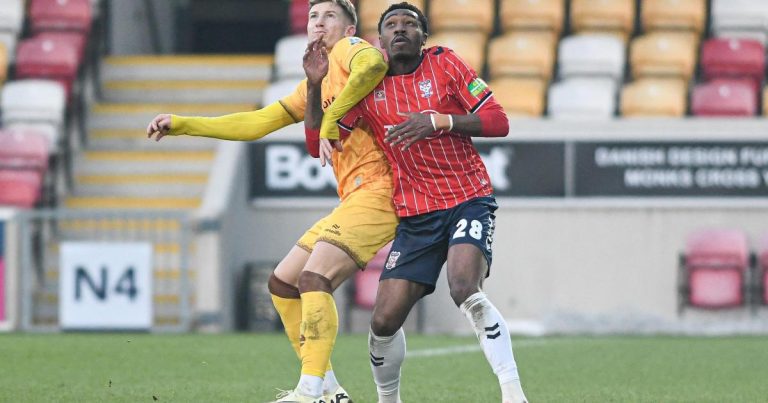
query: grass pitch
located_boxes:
[1,333,766,402]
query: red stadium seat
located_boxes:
[29,0,92,34]
[290,0,309,35]
[701,38,765,95]
[0,128,49,174]
[0,170,42,208]
[758,233,768,305]
[678,228,750,312]
[691,79,757,117]
[15,36,79,99]
[34,31,87,66]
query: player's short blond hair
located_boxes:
[309,0,358,27]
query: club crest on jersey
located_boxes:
[418,79,433,98]
[349,37,362,45]
[374,90,386,102]
[468,78,488,97]
[385,251,401,270]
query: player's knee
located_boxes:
[370,311,402,337]
[449,282,480,307]
[297,271,333,293]
[267,273,300,298]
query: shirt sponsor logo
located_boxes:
[374,90,386,102]
[418,79,433,98]
[349,37,362,45]
[468,78,488,97]
[385,251,401,270]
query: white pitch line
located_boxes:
[407,338,568,359]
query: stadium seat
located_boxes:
[691,79,757,117]
[0,43,7,84]
[489,77,546,117]
[499,0,565,34]
[425,31,487,73]
[15,36,80,99]
[620,78,687,117]
[359,0,425,34]
[641,0,706,34]
[630,32,698,80]
[289,0,309,35]
[261,78,304,106]
[758,233,768,305]
[678,228,750,311]
[0,0,23,61]
[700,38,765,95]
[570,0,635,37]
[0,128,50,174]
[35,31,88,66]
[558,34,625,82]
[547,78,617,119]
[488,31,556,80]
[429,0,494,34]
[274,35,308,80]
[1,80,66,152]
[764,87,768,116]
[711,0,768,45]
[0,170,42,208]
[29,0,92,34]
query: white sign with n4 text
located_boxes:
[60,242,153,330]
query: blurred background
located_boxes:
[1,0,767,337]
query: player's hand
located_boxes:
[318,138,343,167]
[303,36,328,87]
[385,112,434,150]
[147,114,172,141]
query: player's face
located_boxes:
[308,2,356,50]
[379,10,426,61]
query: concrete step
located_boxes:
[88,129,220,151]
[88,103,255,130]
[101,80,267,104]
[73,173,207,198]
[100,55,273,82]
[74,150,214,175]
[64,196,202,209]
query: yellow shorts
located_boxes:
[297,188,399,268]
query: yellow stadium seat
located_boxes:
[426,31,487,73]
[630,32,698,80]
[571,0,636,36]
[0,43,7,84]
[488,31,557,80]
[488,77,547,117]
[358,0,426,33]
[499,0,565,34]
[641,0,707,33]
[620,78,688,117]
[430,0,494,34]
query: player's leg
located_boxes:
[268,245,311,360]
[445,197,527,403]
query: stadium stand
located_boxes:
[641,0,707,34]
[35,31,87,66]
[1,80,67,153]
[429,0,494,34]
[570,0,635,42]
[0,128,50,177]
[759,233,768,305]
[0,170,42,208]
[29,0,92,34]
[0,0,23,62]
[274,34,309,80]
[630,31,698,81]
[691,79,757,117]
[262,78,303,106]
[700,38,765,95]
[499,0,565,34]
[425,31,486,73]
[678,228,750,312]
[547,77,617,119]
[558,33,625,82]
[15,36,80,99]
[489,77,546,117]
[289,0,310,35]
[711,0,768,45]
[620,78,687,117]
[488,31,556,80]
[359,0,424,35]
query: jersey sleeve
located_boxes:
[441,48,495,114]
[278,79,308,122]
[337,103,364,139]
[169,101,297,141]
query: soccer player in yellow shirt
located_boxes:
[145,2,397,402]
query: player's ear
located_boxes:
[345,25,356,37]
[421,33,428,47]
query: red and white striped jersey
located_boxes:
[339,46,503,217]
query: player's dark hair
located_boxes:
[377,2,429,35]
[309,0,358,27]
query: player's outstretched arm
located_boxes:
[319,47,387,141]
[145,102,299,142]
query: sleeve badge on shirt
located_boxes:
[348,37,362,45]
[418,79,433,98]
[468,78,488,97]
[374,89,386,102]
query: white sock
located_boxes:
[369,327,405,403]
[460,292,525,400]
[322,370,339,395]
[296,374,323,398]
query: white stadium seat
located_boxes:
[712,0,768,45]
[1,80,66,152]
[0,0,24,61]
[547,78,617,119]
[261,78,304,106]
[558,34,625,82]
[275,35,308,80]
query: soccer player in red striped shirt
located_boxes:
[312,2,529,402]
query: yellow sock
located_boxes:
[271,294,302,360]
[300,291,338,378]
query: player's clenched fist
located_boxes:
[146,114,172,141]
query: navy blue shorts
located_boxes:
[380,196,498,295]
